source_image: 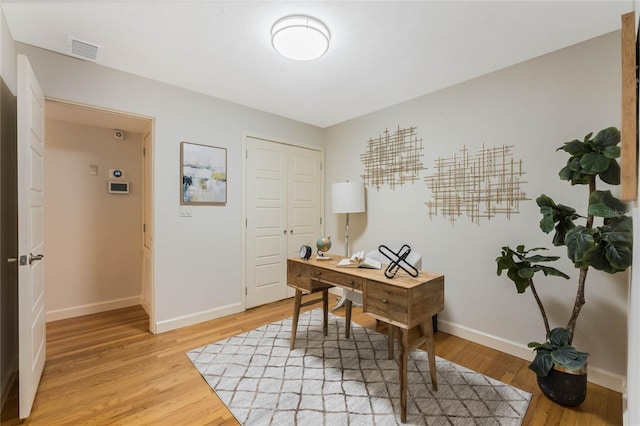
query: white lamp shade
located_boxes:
[332,182,365,213]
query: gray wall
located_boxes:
[324,31,627,388]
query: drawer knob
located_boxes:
[382,298,388,304]
[296,273,301,277]
[316,272,322,276]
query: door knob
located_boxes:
[29,253,44,265]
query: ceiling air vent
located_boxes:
[66,36,102,63]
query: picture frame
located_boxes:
[620,12,637,201]
[180,142,227,205]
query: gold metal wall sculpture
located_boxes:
[360,126,426,190]
[424,145,529,225]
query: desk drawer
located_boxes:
[365,281,408,324]
[288,261,312,291]
[312,268,363,291]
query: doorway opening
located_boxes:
[44,99,155,331]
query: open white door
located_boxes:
[17,54,46,419]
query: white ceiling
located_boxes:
[2,1,634,128]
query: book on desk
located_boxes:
[336,251,382,269]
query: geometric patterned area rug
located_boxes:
[187,309,531,425]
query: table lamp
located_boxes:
[331,182,365,257]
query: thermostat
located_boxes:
[108,181,130,194]
[109,168,126,179]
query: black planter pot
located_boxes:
[537,366,587,406]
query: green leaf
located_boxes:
[592,126,620,147]
[551,346,589,370]
[524,254,561,263]
[599,159,621,185]
[537,195,579,245]
[536,265,570,279]
[548,328,570,347]
[566,226,596,266]
[551,346,580,364]
[588,190,628,218]
[529,352,554,377]
[559,139,591,156]
[558,165,574,181]
[569,158,583,172]
[580,152,611,174]
[601,216,633,244]
[495,245,567,293]
[584,218,633,272]
[562,352,589,371]
[602,145,621,159]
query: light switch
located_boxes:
[180,206,192,217]
[89,164,98,176]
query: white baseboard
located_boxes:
[438,319,624,393]
[46,296,142,322]
[155,302,244,334]
[140,297,151,316]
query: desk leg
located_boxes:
[420,319,438,391]
[398,327,409,423]
[345,299,352,338]
[322,289,328,336]
[290,289,303,350]
[387,325,394,360]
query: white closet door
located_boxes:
[287,145,322,257]
[245,137,322,308]
[246,138,288,308]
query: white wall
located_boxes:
[44,119,143,320]
[325,31,627,390]
[16,42,325,332]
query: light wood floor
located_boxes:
[1,296,622,425]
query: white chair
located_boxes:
[343,249,422,358]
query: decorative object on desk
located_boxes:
[315,236,332,259]
[332,182,365,257]
[187,309,531,425]
[360,126,425,191]
[180,142,227,205]
[336,251,381,269]
[299,244,312,260]
[425,144,528,225]
[495,127,631,407]
[379,244,419,278]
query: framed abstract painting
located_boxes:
[180,142,227,205]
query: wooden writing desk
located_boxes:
[287,257,445,423]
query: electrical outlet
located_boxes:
[180,206,192,217]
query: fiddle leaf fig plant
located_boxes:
[496,127,632,377]
[528,328,589,377]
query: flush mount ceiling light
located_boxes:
[271,15,330,61]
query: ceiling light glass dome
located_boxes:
[271,15,330,61]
